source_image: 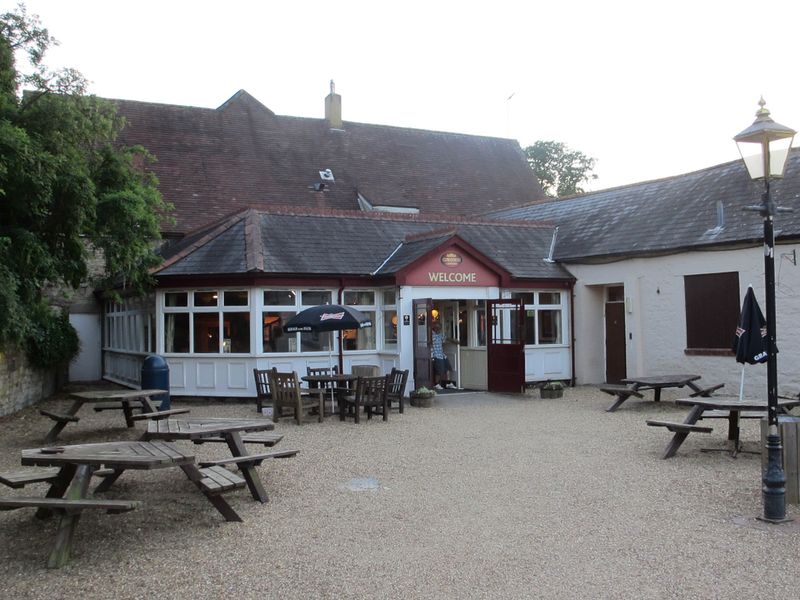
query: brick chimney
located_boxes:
[325,80,342,129]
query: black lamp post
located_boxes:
[734,98,796,523]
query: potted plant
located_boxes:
[539,380,565,399]
[410,386,436,407]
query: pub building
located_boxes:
[101,208,574,398]
[93,86,576,399]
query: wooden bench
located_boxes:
[0,467,61,489]
[599,385,644,412]
[129,408,191,422]
[198,449,299,468]
[197,466,247,495]
[0,496,141,568]
[689,383,725,397]
[39,409,79,424]
[699,409,762,419]
[191,432,284,447]
[646,420,713,459]
[0,497,140,514]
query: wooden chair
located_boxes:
[268,371,325,425]
[351,365,380,378]
[386,368,409,413]
[253,368,276,413]
[339,375,390,424]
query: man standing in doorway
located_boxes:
[431,322,457,390]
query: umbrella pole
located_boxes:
[739,366,745,402]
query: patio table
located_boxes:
[8,440,240,568]
[603,374,714,412]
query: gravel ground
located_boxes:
[1,385,799,599]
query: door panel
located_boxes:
[487,299,525,393]
[605,302,627,383]
[413,298,433,390]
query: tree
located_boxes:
[523,140,597,198]
[0,4,171,365]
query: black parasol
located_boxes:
[732,286,769,365]
[283,305,373,333]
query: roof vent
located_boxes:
[544,226,558,263]
[319,169,335,182]
[308,183,328,192]
[704,200,725,236]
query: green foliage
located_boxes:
[24,304,80,369]
[523,140,597,198]
[0,4,171,362]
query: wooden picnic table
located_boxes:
[142,417,295,503]
[302,373,358,414]
[4,440,240,568]
[41,388,188,443]
[602,374,721,412]
[650,396,800,459]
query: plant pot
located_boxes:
[539,388,563,399]
[410,394,435,407]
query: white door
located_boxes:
[69,314,102,382]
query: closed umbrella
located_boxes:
[284,305,373,411]
[732,286,769,400]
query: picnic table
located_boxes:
[601,374,722,412]
[41,388,189,443]
[0,440,241,568]
[648,395,800,459]
[302,373,358,413]
[141,417,297,503]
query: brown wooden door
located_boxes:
[605,302,627,383]
[413,298,433,390]
[487,299,525,393]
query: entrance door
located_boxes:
[605,288,627,383]
[487,299,525,393]
[413,298,433,390]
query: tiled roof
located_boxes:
[490,149,800,262]
[155,209,573,282]
[114,90,546,235]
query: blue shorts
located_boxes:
[433,357,452,375]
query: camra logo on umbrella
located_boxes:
[320,312,345,321]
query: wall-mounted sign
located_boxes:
[403,245,501,287]
[440,251,462,267]
[403,315,410,326]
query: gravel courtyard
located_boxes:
[1,385,798,599]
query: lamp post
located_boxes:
[734,98,796,523]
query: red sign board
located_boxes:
[403,246,500,287]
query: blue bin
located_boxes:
[141,354,170,410]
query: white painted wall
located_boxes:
[568,242,800,398]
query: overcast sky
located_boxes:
[14,0,800,191]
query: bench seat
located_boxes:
[198,449,299,468]
[599,384,644,398]
[197,466,246,495]
[699,410,762,419]
[0,497,140,515]
[39,409,79,423]
[646,420,713,433]
[689,383,725,397]
[0,467,61,489]
[191,432,284,447]
[130,408,191,421]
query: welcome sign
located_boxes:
[403,247,500,287]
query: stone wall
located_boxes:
[0,349,58,417]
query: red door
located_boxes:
[413,298,433,390]
[487,299,525,393]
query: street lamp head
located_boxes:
[734,97,796,180]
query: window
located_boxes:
[105,297,155,352]
[261,289,333,354]
[343,289,376,350]
[684,272,739,351]
[510,291,565,345]
[163,289,250,354]
[382,290,397,350]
